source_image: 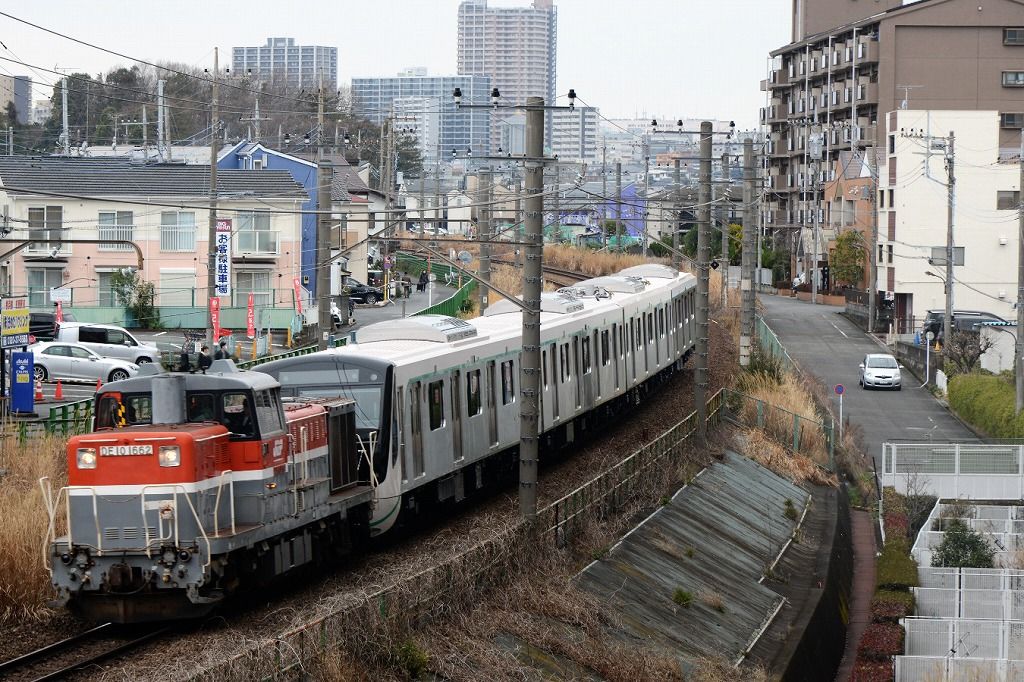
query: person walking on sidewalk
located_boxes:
[418,271,428,293]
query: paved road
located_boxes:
[759,295,976,458]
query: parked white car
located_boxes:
[30,342,139,383]
[859,353,903,390]
[54,322,159,365]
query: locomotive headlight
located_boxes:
[158,445,181,468]
[76,448,97,470]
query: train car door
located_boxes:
[451,370,463,462]
[581,335,594,408]
[327,402,359,493]
[549,344,559,421]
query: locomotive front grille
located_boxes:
[103,527,120,542]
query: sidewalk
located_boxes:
[834,508,877,681]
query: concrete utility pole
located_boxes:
[602,144,608,248]
[615,161,623,248]
[520,96,544,521]
[317,72,333,351]
[1016,131,1023,413]
[943,131,955,353]
[552,164,560,243]
[478,167,492,312]
[740,139,755,367]
[696,121,712,438]
[515,184,524,269]
[205,48,219,346]
[867,143,878,333]
[720,152,730,308]
[157,80,165,160]
[643,156,651,257]
[61,77,70,156]
[673,159,682,269]
[811,156,820,304]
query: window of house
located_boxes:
[235,271,271,307]
[160,211,196,251]
[466,369,481,416]
[888,189,894,206]
[28,206,62,251]
[887,244,893,264]
[26,268,62,307]
[997,191,1021,210]
[878,244,884,263]
[1002,71,1024,87]
[1004,28,1024,45]
[98,211,134,251]
[237,211,277,254]
[878,189,885,208]
[501,360,515,404]
[1001,113,1024,129]
[428,380,444,430]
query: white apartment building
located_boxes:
[232,37,337,90]
[880,110,1021,330]
[392,96,440,165]
[550,106,599,161]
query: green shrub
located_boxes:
[784,498,798,521]
[948,373,1024,437]
[857,622,904,661]
[395,639,429,678]
[672,588,693,607]
[876,539,919,591]
[931,519,995,568]
[871,590,915,623]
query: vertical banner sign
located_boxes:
[10,351,33,413]
[215,218,232,298]
[55,300,64,324]
[209,296,221,340]
[292,277,303,315]
[1,296,30,348]
[246,292,255,338]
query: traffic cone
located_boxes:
[55,380,63,401]
[35,378,44,402]
[95,377,103,392]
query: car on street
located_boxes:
[29,341,139,383]
[343,277,384,305]
[54,322,160,364]
[859,353,903,390]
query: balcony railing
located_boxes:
[234,230,280,256]
[160,226,197,252]
[26,230,67,255]
[98,223,135,251]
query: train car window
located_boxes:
[410,383,424,475]
[601,330,610,366]
[467,369,482,416]
[646,313,654,344]
[542,350,548,388]
[254,390,284,434]
[222,392,256,438]
[501,360,515,404]
[634,318,642,350]
[581,337,592,374]
[659,309,665,337]
[395,388,405,471]
[428,380,445,430]
[560,343,571,383]
[187,394,216,422]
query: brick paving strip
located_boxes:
[834,508,877,681]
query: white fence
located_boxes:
[896,656,1024,682]
[919,567,1024,590]
[879,442,1024,498]
[904,618,1024,659]
[913,588,1024,620]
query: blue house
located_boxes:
[218,142,358,295]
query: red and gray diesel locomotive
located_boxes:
[43,264,696,622]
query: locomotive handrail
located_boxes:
[38,477,67,575]
[63,486,103,554]
[212,470,236,537]
[139,485,212,571]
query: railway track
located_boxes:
[489,258,587,287]
[0,622,168,681]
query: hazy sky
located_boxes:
[0,0,790,128]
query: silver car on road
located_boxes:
[30,342,139,383]
[859,353,903,391]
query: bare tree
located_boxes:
[943,330,994,375]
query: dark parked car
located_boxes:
[343,277,383,305]
[29,311,77,342]
[922,309,1006,343]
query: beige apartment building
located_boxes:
[763,0,1024,285]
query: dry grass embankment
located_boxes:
[0,435,66,625]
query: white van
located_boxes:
[55,323,160,364]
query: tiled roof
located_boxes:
[0,156,309,200]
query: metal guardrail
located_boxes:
[723,388,835,468]
[414,281,477,318]
[755,315,796,372]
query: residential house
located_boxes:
[879,110,1021,332]
[0,156,306,328]
[823,149,877,291]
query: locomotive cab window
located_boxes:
[187,393,215,422]
[428,380,445,430]
[222,392,256,438]
[254,389,285,434]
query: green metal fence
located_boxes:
[755,315,796,372]
[723,388,835,470]
[414,281,477,318]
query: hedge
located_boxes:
[853,658,894,681]
[871,590,915,623]
[857,622,905,661]
[876,539,919,591]
[883,512,909,541]
[948,373,1024,438]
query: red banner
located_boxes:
[292,277,303,315]
[209,297,221,339]
[55,300,63,324]
[247,292,255,338]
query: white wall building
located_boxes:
[392,96,440,165]
[550,106,599,161]
[879,110,1021,330]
